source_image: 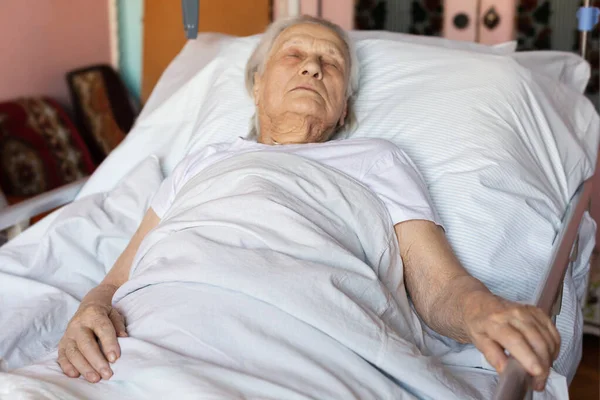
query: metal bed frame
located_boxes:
[0,2,598,399]
[494,3,599,398]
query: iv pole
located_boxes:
[182,0,199,39]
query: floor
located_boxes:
[569,334,599,399]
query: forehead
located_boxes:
[274,23,347,55]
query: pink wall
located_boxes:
[0,0,111,108]
[273,0,354,30]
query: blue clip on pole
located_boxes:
[577,4,599,57]
[182,0,199,39]
[577,6,600,32]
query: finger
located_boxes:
[94,312,122,363]
[65,342,101,383]
[109,309,128,338]
[57,345,80,378]
[528,315,558,363]
[476,337,508,373]
[531,311,561,360]
[532,374,548,392]
[492,325,543,378]
[75,328,113,381]
[509,318,553,375]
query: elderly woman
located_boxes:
[57,16,559,394]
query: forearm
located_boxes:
[425,274,492,343]
[396,220,560,391]
[80,283,119,308]
[395,220,494,343]
[85,208,161,305]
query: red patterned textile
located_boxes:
[67,65,136,165]
[0,98,95,196]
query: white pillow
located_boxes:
[510,51,591,93]
[348,31,588,94]
[137,32,516,123]
[349,30,517,54]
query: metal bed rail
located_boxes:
[0,177,88,235]
[493,2,598,397]
[492,178,594,400]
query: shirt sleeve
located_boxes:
[362,147,443,227]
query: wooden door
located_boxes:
[142,0,271,102]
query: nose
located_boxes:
[300,57,322,80]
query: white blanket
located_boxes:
[0,153,570,399]
[114,152,473,399]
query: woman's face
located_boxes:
[253,23,349,144]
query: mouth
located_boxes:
[292,85,319,94]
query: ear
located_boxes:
[338,101,348,127]
[253,72,262,106]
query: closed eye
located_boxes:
[322,59,339,69]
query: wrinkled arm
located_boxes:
[76,207,161,316]
[57,208,160,382]
[84,207,161,303]
[101,207,161,288]
[394,219,485,342]
[395,220,560,392]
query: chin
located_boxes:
[285,100,324,118]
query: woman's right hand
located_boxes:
[57,296,127,382]
[56,210,159,382]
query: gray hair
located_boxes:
[244,15,359,140]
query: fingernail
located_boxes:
[118,332,128,337]
[85,372,99,382]
[108,352,117,363]
[67,368,78,377]
[100,368,112,380]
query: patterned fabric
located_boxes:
[405,0,552,48]
[355,0,387,30]
[408,0,443,36]
[0,98,95,196]
[67,65,135,165]
[517,0,552,50]
[71,70,125,157]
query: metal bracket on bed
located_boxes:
[493,181,593,400]
[0,177,88,237]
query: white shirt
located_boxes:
[151,137,441,227]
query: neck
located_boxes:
[257,111,334,145]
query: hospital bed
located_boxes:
[0,7,599,400]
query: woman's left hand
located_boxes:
[463,292,561,392]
